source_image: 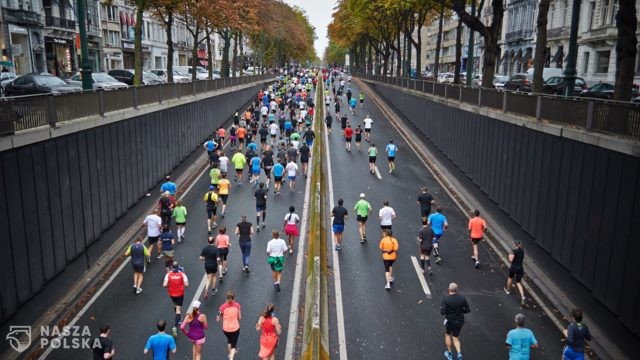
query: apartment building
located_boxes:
[1,0,45,75]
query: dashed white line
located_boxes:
[374,165,382,179]
[410,256,432,298]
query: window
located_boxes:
[582,52,590,74]
[595,50,610,73]
[601,0,612,26]
[588,1,596,30]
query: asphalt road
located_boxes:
[324,80,562,359]
[45,120,311,358]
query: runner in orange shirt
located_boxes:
[468,210,487,268]
[379,229,399,290]
[236,126,247,150]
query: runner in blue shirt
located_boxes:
[505,314,538,360]
[284,119,293,140]
[160,176,177,195]
[250,155,262,185]
[144,320,177,360]
[348,97,357,115]
[247,141,259,152]
[427,207,448,264]
[272,162,285,195]
[385,140,398,173]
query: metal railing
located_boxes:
[359,74,640,141]
[0,74,273,135]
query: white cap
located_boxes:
[359,193,365,198]
[191,300,201,309]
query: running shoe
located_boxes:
[211,288,218,295]
[262,223,266,229]
[428,267,433,276]
[360,239,365,244]
[136,287,143,294]
[257,227,260,232]
[222,268,228,275]
[470,256,476,261]
[503,287,511,295]
[219,276,223,283]
[457,353,463,360]
[520,297,526,306]
[385,282,391,290]
[389,277,395,284]
[157,254,163,259]
[133,284,137,288]
[274,283,281,292]
[171,327,178,338]
[289,249,294,255]
[474,260,480,268]
[444,351,453,360]
[435,256,442,264]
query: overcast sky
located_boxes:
[284,0,336,59]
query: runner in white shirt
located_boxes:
[282,206,300,254]
[363,115,374,142]
[378,200,396,235]
[268,122,279,145]
[266,230,289,292]
[218,152,230,175]
[285,161,299,191]
[143,209,163,258]
[260,105,269,120]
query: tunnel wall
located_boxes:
[369,81,640,337]
[0,84,262,323]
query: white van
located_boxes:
[526,67,563,82]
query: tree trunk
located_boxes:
[133,0,146,86]
[232,32,238,77]
[221,30,231,77]
[239,32,244,76]
[395,32,402,77]
[406,31,412,76]
[613,0,638,101]
[383,51,390,76]
[191,29,199,81]
[533,0,551,93]
[454,20,463,83]
[416,25,422,76]
[166,10,174,82]
[206,29,213,79]
[367,42,373,74]
[481,33,498,89]
[434,0,445,79]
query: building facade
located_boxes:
[500,0,537,76]
[1,0,46,75]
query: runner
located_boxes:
[348,96,357,115]
[378,200,396,234]
[236,126,247,150]
[159,225,176,269]
[235,215,254,273]
[92,324,115,360]
[417,186,435,221]
[143,208,162,259]
[172,200,187,242]
[468,209,487,268]
[229,124,238,148]
[210,163,222,190]
[441,282,470,360]
[159,191,174,227]
[217,291,241,360]
[379,229,399,290]
[144,321,176,359]
[354,193,372,243]
[218,174,231,218]
[344,123,353,152]
[203,137,217,165]
[268,121,279,146]
[368,143,378,174]
[562,309,591,360]
[180,301,208,360]
[272,161,285,195]
[385,140,398,173]
[200,236,219,299]
[505,313,538,360]
[160,175,177,195]
[125,237,149,294]
[259,123,269,149]
[299,142,310,178]
[267,230,289,292]
[340,114,348,135]
[324,113,333,135]
[359,92,365,108]
[203,185,219,234]
[255,182,268,231]
[363,114,373,142]
[256,304,282,360]
[427,207,448,264]
[283,206,300,255]
[285,159,299,191]
[215,226,230,282]
[334,98,341,118]
[417,219,434,275]
[303,126,315,147]
[163,262,189,337]
[354,125,363,150]
[262,146,275,188]
[331,198,348,251]
[249,152,262,185]
[504,240,527,306]
[231,149,247,185]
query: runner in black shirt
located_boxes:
[504,240,527,305]
[418,219,434,275]
[417,186,435,221]
[92,325,114,360]
[200,237,219,297]
[325,113,333,135]
[262,146,275,187]
[254,182,268,231]
[331,199,349,251]
[235,216,254,273]
[340,114,348,135]
[299,143,310,177]
[259,123,269,149]
[441,283,470,360]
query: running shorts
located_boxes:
[219,195,228,204]
[256,205,266,212]
[217,248,229,261]
[288,175,296,181]
[332,224,344,234]
[380,224,392,231]
[285,223,299,236]
[148,236,159,244]
[207,207,217,218]
[132,262,145,273]
[356,215,368,223]
[508,267,524,283]
[471,237,482,245]
[274,175,283,182]
[369,156,376,163]
[364,128,371,133]
[388,156,395,162]
[224,330,240,348]
[345,137,352,142]
[383,259,395,272]
[171,295,184,307]
[444,320,463,337]
[175,222,186,226]
[205,264,218,274]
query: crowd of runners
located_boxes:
[90,68,592,360]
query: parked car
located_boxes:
[493,75,509,90]
[470,74,482,87]
[542,76,587,95]
[107,69,163,85]
[150,69,190,83]
[438,73,454,83]
[4,73,82,96]
[580,82,640,100]
[66,72,129,90]
[526,67,563,83]
[144,71,166,83]
[421,71,434,81]
[173,66,209,80]
[504,73,531,92]
[0,72,18,96]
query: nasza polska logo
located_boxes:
[7,325,99,352]
[6,326,31,353]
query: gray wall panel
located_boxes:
[368,83,640,336]
[86,130,102,240]
[17,147,44,292]
[44,142,66,272]
[77,133,95,245]
[56,139,76,262]
[0,160,17,319]
[31,144,56,281]
[66,136,86,257]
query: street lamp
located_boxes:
[563,0,582,97]
[77,0,92,90]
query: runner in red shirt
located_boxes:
[163,262,189,337]
[344,123,353,152]
[468,210,487,268]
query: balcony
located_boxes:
[2,8,42,26]
[579,25,617,45]
[505,29,534,42]
[547,27,569,40]
[45,15,76,30]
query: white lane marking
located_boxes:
[39,162,211,359]
[284,96,316,360]
[374,165,382,180]
[184,271,208,315]
[324,93,348,360]
[410,256,432,298]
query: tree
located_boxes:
[454,19,463,83]
[179,0,208,80]
[151,0,181,82]
[613,0,638,101]
[133,0,148,86]
[532,0,551,93]
[324,42,348,67]
[434,0,445,79]
[452,0,504,88]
